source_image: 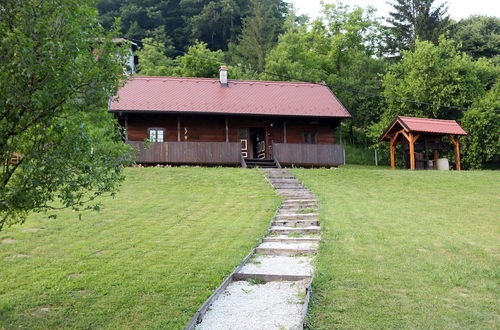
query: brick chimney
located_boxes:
[219,65,228,87]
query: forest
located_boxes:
[97,0,499,169]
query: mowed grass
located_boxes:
[292,166,499,329]
[0,167,280,329]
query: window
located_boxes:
[303,132,317,144]
[148,128,165,142]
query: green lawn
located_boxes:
[0,167,280,329]
[292,166,499,329]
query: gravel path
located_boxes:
[239,255,313,276]
[196,281,306,330]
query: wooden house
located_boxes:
[109,66,351,167]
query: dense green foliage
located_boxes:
[0,167,279,328]
[97,0,289,51]
[293,166,499,329]
[448,16,500,64]
[384,0,449,57]
[0,0,134,229]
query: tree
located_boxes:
[136,38,177,76]
[176,41,225,77]
[0,0,133,229]
[264,3,386,144]
[460,82,500,169]
[384,0,449,57]
[186,0,252,51]
[449,15,500,62]
[229,0,288,71]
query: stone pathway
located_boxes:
[194,169,321,330]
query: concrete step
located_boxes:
[237,255,314,278]
[273,219,320,227]
[269,226,321,235]
[263,236,321,243]
[267,179,301,184]
[279,206,318,212]
[256,241,317,255]
[272,184,305,189]
[275,213,318,221]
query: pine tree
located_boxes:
[229,0,288,71]
[384,0,449,57]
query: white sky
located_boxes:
[290,0,500,21]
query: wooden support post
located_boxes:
[283,121,287,144]
[225,119,229,142]
[389,134,397,169]
[124,114,128,142]
[177,116,181,142]
[409,132,415,170]
[449,135,461,171]
[433,150,438,169]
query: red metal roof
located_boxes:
[381,116,467,140]
[109,76,351,118]
[398,116,467,135]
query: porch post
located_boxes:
[409,132,415,170]
[177,116,181,142]
[124,114,128,143]
[433,150,439,169]
[283,120,287,143]
[225,119,229,142]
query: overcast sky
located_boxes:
[290,0,500,21]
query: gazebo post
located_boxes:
[449,135,461,171]
[433,150,439,169]
[409,132,415,170]
[390,135,397,169]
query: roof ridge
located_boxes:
[130,75,322,86]
[399,116,458,123]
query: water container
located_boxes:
[437,158,449,170]
[427,160,434,169]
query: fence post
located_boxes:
[374,149,378,166]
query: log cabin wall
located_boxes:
[125,113,340,146]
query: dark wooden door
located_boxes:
[250,128,266,159]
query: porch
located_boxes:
[127,141,345,167]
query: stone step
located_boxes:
[237,255,314,278]
[280,205,318,212]
[282,198,317,203]
[273,185,305,190]
[267,179,301,183]
[263,236,321,243]
[269,226,321,235]
[275,213,318,220]
[273,219,320,227]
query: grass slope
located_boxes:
[292,166,499,329]
[0,167,279,329]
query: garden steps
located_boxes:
[190,169,321,330]
[273,219,320,227]
[263,236,321,243]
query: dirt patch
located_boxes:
[1,238,17,244]
[68,273,82,278]
[5,254,29,259]
[21,228,41,233]
[30,305,51,317]
[74,290,90,296]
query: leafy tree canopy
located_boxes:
[449,15,500,62]
[384,0,449,57]
[0,0,133,229]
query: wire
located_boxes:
[131,38,500,113]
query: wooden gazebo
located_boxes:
[380,116,468,170]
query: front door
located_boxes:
[250,128,266,159]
